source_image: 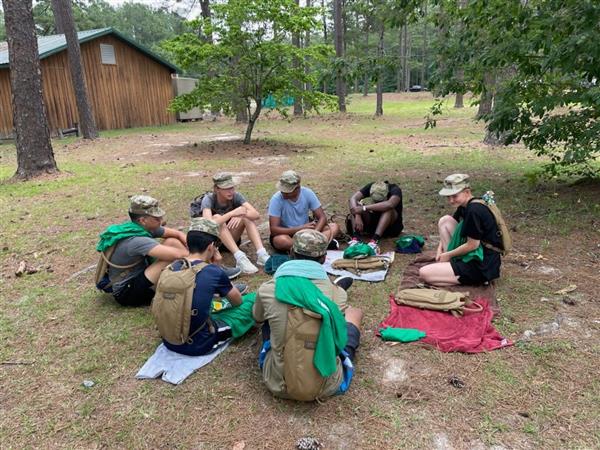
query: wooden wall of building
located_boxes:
[0,34,176,138]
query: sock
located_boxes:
[256,248,268,257]
[373,234,381,243]
[234,250,245,261]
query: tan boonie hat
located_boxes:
[213,172,236,189]
[439,174,470,196]
[189,217,220,238]
[129,195,165,217]
[293,229,328,257]
[370,181,388,203]
[276,170,301,193]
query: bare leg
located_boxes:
[374,209,398,238]
[272,234,293,252]
[243,217,266,252]
[144,237,187,285]
[213,214,245,254]
[438,215,458,252]
[320,222,340,242]
[344,306,363,331]
[419,262,460,286]
[350,211,372,236]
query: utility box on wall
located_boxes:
[172,76,203,121]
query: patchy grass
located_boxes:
[0,93,599,449]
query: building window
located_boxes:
[100,44,116,65]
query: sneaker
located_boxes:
[236,254,259,274]
[333,276,354,291]
[222,265,242,280]
[367,240,380,254]
[256,251,270,266]
[348,238,360,247]
[234,283,249,295]
[327,238,340,250]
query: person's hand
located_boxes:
[227,216,242,230]
[303,221,316,230]
[437,252,452,263]
[232,206,247,217]
[351,206,363,215]
[354,215,364,233]
[210,247,223,264]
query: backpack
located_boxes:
[283,306,328,401]
[190,192,210,218]
[471,198,512,255]
[94,245,142,293]
[395,288,482,317]
[151,259,213,345]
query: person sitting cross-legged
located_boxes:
[348,180,404,252]
[253,229,363,401]
[268,170,340,254]
[195,172,270,274]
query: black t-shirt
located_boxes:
[360,182,403,222]
[452,199,502,281]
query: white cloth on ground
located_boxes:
[135,341,230,385]
[323,250,395,282]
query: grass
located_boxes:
[0,92,599,449]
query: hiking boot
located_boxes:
[236,254,259,274]
[327,238,340,250]
[222,266,242,280]
[334,276,354,291]
[348,238,360,247]
[367,240,380,254]
[256,251,270,266]
[234,283,249,295]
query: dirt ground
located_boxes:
[0,93,599,449]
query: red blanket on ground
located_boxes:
[378,295,512,353]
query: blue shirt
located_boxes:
[163,261,233,356]
[267,187,321,228]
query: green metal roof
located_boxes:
[0,27,180,72]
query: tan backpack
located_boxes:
[151,259,212,345]
[283,306,328,401]
[395,288,482,317]
[94,245,142,293]
[471,199,512,255]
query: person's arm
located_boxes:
[161,227,187,246]
[241,201,260,220]
[269,215,310,236]
[361,195,401,213]
[225,286,243,306]
[312,206,327,232]
[147,243,189,261]
[349,190,365,214]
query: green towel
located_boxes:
[96,221,152,252]
[212,293,256,338]
[343,243,375,259]
[275,276,348,377]
[395,234,425,249]
[447,221,483,263]
[380,327,426,343]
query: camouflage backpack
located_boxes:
[472,192,512,255]
[94,245,142,293]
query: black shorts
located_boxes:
[113,271,155,307]
[364,212,404,237]
[450,259,488,285]
[343,323,361,362]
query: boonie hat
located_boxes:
[213,172,236,189]
[293,229,328,257]
[189,217,220,238]
[370,181,388,203]
[439,174,470,196]
[277,170,301,193]
[129,195,165,217]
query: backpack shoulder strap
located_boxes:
[100,247,142,269]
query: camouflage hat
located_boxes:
[439,173,470,196]
[189,217,220,238]
[276,170,301,193]
[129,195,165,217]
[213,172,236,189]
[370,181,388,203]
[293,229,328,257]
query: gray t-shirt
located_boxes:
[108,227,164,294]
[200,192,247,216]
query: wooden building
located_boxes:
[0,28,179,138]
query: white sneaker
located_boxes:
[256,252,270,266]
[236,254,259,274]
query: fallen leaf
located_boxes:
[554,284,577,295]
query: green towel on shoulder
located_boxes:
[96,221,151,252]
[212,293,256,338]
[447,221,483,263]
[275,276,347,377]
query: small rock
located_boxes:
[296,437,322,450]
[447,375,465,389]
[82,380,95,388]
[232,441,245,450]
[15,261,28,277]
[521,330,536,340]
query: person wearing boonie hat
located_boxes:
[96,195,189,307]
[348,180,404,252]
[189,171,270,274]
[268,170,341,253]
[160,217,252,357]
[252,228,364,401]
[419,173,503,286]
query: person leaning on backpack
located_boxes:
[419,174,502,286]
[97,195,189,307]
[253,229,363,401]
[160,218,246,356]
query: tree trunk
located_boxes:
[244,100,262,144]
[199,0,213,43]
[396,26,403,92]
[51,0,98,139]
[292,0,303,116]
[333,0,346,112]
[3,0,58,179]
[454,69,464,108]
[477,71,495,119]
[421,2,428,87]
[304,0,312,107]
[483,129,510,146]
[403,25,411,91]
[375,22,384,116]
[363,26,369,96]
[321,0,327,42]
